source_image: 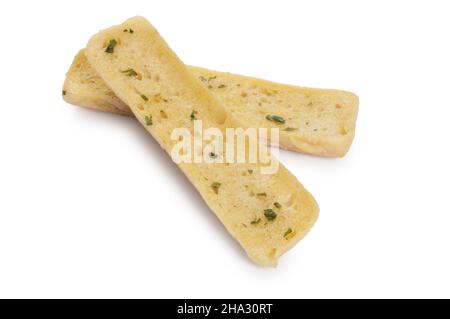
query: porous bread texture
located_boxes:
[64,51,358,157]
[85,16,319,266]
[63,50,129,115]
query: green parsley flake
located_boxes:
[121,68,138,77]
[284,228,293,238]
[250,218,261,225]
[105,39,117,53]
[264,209,277,221]
[140,94,148,101]
[190,110,198,121]
[283,127,297,131]
[257,192,267,197]
[218,84,227,89]
[211,182,221,194]
[145,115,153,126]
[265,115,286,124]
[274,202,282,209]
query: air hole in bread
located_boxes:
[244,184,253,196]
[211,108,227,125]
[143,66,152,79]
[267,248,277,258]
[284,194,294,208]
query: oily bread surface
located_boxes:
[65,50,358,157]
[85,16,319,266]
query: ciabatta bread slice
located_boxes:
[85,16,319,267]
[64,51,358,157]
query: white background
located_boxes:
[0,0,449,298]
